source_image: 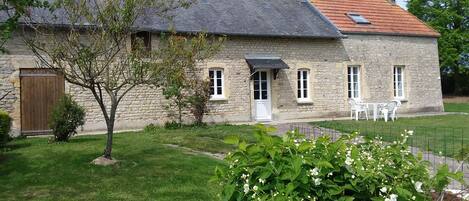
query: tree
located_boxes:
[24,0,192,160]
[408,0,469,94]
[0,0,49,52]
[157,33,224,125]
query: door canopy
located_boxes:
[245,54,289,80]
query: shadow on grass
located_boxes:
[68,137,102,144]
[3,142,32,152]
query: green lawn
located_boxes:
[312,114,469,159]
[149,124,256,154]
[0,124,255,201]
[444,102,469,113]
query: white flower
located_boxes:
[313,178,321,186]
[243,183,250,194]
[345,156,354,166]
[407,130,414,135]
[380,187,387,193]
[412,196,416,200]
[310,168,320,176]
[351,175,355,179]
[253,185,259,191]
[241,174,249,180]
[385,194,398,201]
[258,178,265,184]
[414,181,423,193]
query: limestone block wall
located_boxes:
[0,33,444,135]
[341,34,444,113]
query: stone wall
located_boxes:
[0,33,444,135]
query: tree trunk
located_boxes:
[103,119,114,159]
[103,100,118,159]
[178,106,183,126]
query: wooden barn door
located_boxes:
[20,69,65,135]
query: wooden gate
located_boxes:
[20,69,65,135]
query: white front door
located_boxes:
[253,71,272,121]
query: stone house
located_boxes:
[0,0,443,136]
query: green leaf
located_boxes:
[224,135,239,145]
[222,184,235,201]
[396,187,412,199]
[338,196,355,201]
[316,160,334,169]
[238,141,247,151]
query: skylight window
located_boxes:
[347,13,371,24]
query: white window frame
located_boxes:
[347,66,361,99]
[209,69,225,100]
[393,66,405,99]
[297,69,311,102]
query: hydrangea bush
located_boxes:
[215,125,463,201]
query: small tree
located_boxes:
[24,0,193,160]
[188,78,211,125]
[157,33,224,125]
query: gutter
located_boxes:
[342,31,440,38]
[18,22,344,40]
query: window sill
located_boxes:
[394,98,408,103]
[210,97,228,101]
[297,100,314,105]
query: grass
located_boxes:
[312,114,469,159]
[444,102,469,113]
[0,124,256,201]
[148,124,256,154]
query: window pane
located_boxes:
[210,79,214,95]
[303,71,307,80]
[217,78,222,86]
[298,71,301,81]
[254,80,259,90]
[254,90,260,100]
[303,80,307,89]
[353,83,359,97]
[217,87,222,95]
[261,81,267,90]
[262,91,267,99]
[209,71,214,79]
[298,90,301,98]
[304,89,308,98]
[216,70,222,78]
[261,72,267,80]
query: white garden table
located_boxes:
[365,102,389,122]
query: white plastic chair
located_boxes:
[390,100,402,121]
[349,99,368,121]
[380,101,398,122]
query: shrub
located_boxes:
[144,123,160,132]
[164,121,182,129]
[216,125,463,201]
[0,110,11,147]
[49,94,85,142]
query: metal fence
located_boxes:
[289,123,468,191]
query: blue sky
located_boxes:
[396,0,408,9]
